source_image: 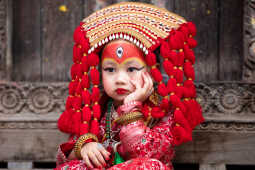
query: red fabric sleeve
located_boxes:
[118,112,175,161]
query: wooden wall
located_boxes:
[12,0,243,82]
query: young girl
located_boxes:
[56,2,204,170]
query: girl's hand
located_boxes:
[81,142,111,169]
[124,72,154,104]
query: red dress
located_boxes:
[55,110,175,170]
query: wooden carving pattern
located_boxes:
[244,0,255,82]
[0,0,6,80]
[0,82,255,131]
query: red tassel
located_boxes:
[90,119,100,136]
[175,86,183,99]
[73,110,81,136]
[75,82,83,95]
[170,94,185,112]
[82,90,91,105]
[184,44,195,64]
[71,64,78,80]
[93,104,101,119]
[183,80,196,98]
[184,62,195,80]
[81,74,90,89]
[160,98,169,110]
[173,69,183,83]
[81,56,89,73]
[151,107,165,118]
[151,68,163,83]
[187,37,197,48]
[91,86,100,103]
[145,52,157,66]
[172,125,192,146]
[76,63,83,78]
[80,123,89,135]
[88,53,99,67]
[160,41,171,59]
[177,51,185,66]
[73,26,89,53]
[90,68,100,85]
[82,105,92,122]
[178,24,189,41]
[187,22,197,37]
[73,44,83,63]
[68,79,77,96]
[163,60,174,77]
[168,50,178,66]
[169,30,185,50]
[66,96,73,110]
[167,78,176,93]
[58,110,74,134]
[157,83,168,96]
[174,109,191,132]
[73,96,82,110]
[141,105,150,118]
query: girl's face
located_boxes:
[101,40,147,103]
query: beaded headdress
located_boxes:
[58,2,204,146]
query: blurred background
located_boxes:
[0,0,254,170]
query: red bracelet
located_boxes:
[117,101,142,115]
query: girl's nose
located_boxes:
[115,71,128,84]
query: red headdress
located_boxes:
[58,2,204,146]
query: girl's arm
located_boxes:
[118,111,175,160]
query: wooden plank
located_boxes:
[200,164,226,170]
[219,0,243,81]
[174,131,255,164]
[41,0,83,81]
[174,0,219,82]
[12,0,41,81]
[0,129,68,161]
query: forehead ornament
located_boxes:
[116,46,124,58]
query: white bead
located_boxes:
[120,33,123,38]
[140,44,143,49]
[134,39,137,44]
[136,41,140,46]
[145,50,148,55]
[116,34,119,39]
[109,36,113,40]
[112,34,116,40]
[88,49,91,54]
[143,47,146,52]
[99,41,102,46]
[126,35,130,41]
[95,43,98,48]
[102,39,105,44]
[105,37,109,43]
[91,47,94,51]
[130,37,133,42]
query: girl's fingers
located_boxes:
[93,149,107,167]
[88,151,102,168]
[99,148,111,160]
[83,154,94,169]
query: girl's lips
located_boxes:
[116,88,128,95]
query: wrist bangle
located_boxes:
[74,133,98,159]
[115,111,144,125]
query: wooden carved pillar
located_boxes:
[0,0,12,81]
[244,0,255,82]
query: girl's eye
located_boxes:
[103,67,115,72]
[127,66,144,72]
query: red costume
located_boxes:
[55,2,204,170]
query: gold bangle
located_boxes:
[115,111,144,125]
[74,133,98,159]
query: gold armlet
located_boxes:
[74,133,98,159]
[115,111,144,125]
